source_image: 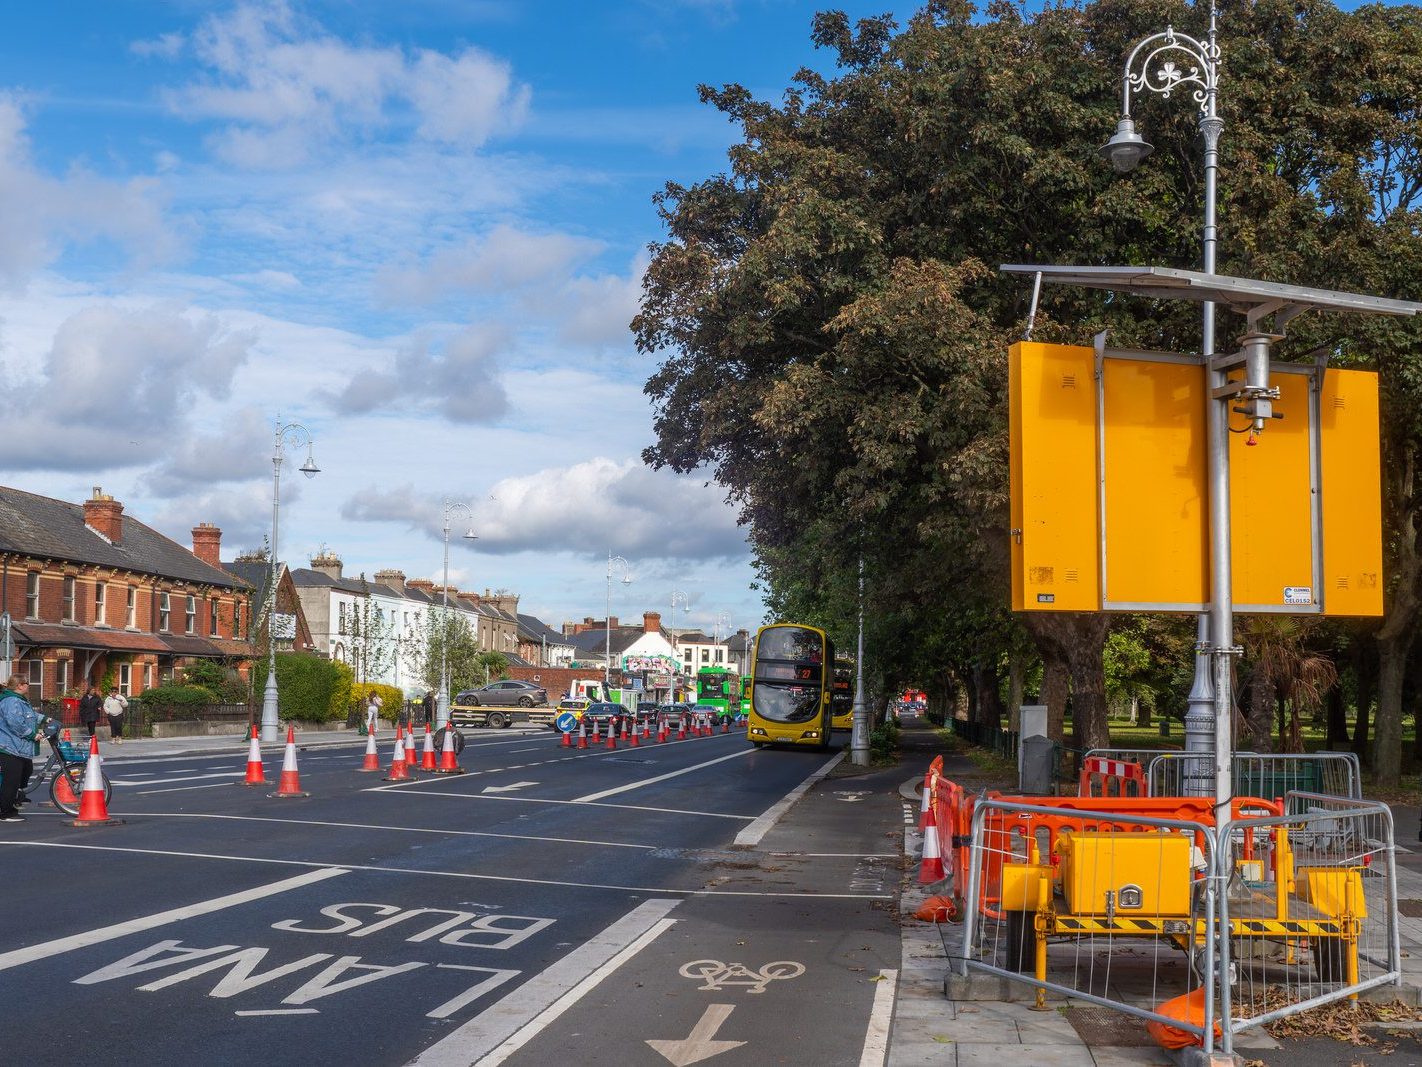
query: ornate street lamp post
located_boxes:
[260,420,319,743]
[605,552,631,701]
[1102,6,1230,802]
[437,500,476,729]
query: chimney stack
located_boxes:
[191,522,222,567]
[374,569,406,592]
[83,487,124,543]
[309,550,343,580]
[643,611,662,634]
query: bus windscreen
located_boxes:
[752,683,821,723]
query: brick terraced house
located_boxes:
[0,486,255,700]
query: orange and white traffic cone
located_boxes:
[561,726,572,748]
[404,727,420,773]
[421,724,437,771]
[53,766,80,808]
[240,724,266,786]
[676,717,686,741]
[576,719,588,750]
[606,721,617,750]
[384,729,410,781]
[642,720,650,740]
[918,804,946,884]
[629,722,640,747]
[434,727,464,774]
[359,729,381,772]
[592,719,601,744]
[917,770,933,831]
[619,718,629,742]
[721,716,729,734]
[72,736,121,827]
[270,726,309,798]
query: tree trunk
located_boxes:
[1325,685,1347,749]
[1375,439,1419,786]
[1352,643,1375,765]
[1021,612,1108,747]
[1276,691,1287,748]
[1245,674,1275,753]
[973,662,1005,731]
[1137,695,1151,728]
[1006,648,1026,733]
[1375,632,1412,789]
[1041,658,1069,744]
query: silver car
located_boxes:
[455,680,548,707]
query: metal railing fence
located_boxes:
[1147,751,1362,801]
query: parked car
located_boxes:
[661,702,694,725]
[456,680,548,707]
[582,701,630,732]
[633,701,661,725]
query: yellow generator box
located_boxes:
[1057,832,1193,917]
[1298,867,1368,920]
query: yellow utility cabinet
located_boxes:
[1056,832,1193,917]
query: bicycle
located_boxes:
[19,722,110,816]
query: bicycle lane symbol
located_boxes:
[677,959,806,993]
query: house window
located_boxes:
[119,663,131,696]
[25,658,42,697]
[186,595,197,634]
[56,659,69,695]
[338,602,348,635]
[126,586,137,628]
[95,583,107,626]
[159,592,170,632]
[144,663,153,690]
[715,648,724,663]
[62,576,76,621]
[210,600,220,636]
[25,573,39,618]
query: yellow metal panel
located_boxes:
[1320,370,1383,616]
[1010,342,1025,611]
[1298,867,1368,919]
[1000,863,1052,911]
[1101,358,1207,607]
[1230,372,1315,609]
[1056,832,1192,916]
[1009,342,1100,611]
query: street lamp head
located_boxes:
[1100,116,1154,173]
[462,529,478,542]
[298,449,320,479]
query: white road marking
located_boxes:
[572,749,755,803]
[735,751,845,847]
[481,782,538,794]
[112,772,244,786]
[137,782,248,796]
[367,789,754,821]
[0,868,347,973]
[0,841,892,899]
[410,899,680,1067]
[857,967,898,1067]
[646,1003,745,1066]
[132,812,654,850]
[235,1008,320,1017]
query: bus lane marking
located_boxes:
[734,751,844,847]
[858,967,898,1067]
[571,749,754,803]
[0,868,347,973]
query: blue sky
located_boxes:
[0,1,917,638]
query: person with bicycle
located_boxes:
[0,675,51,823]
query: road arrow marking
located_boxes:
[646,1003,745,1066]
[480,782,538,794]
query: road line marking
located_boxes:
[858,967,898,1067]
[572,748,755,803]
[113,772,245,786]
[132,812,653,850]
[136,782,247,796]
[0,868,347,973]
[408,900,681,1067]
[768,852,899,858]
[0,842,891,899]
[735,751,844,846]
[365,789,755,821]
[235,1008,320,1016]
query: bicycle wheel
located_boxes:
[51,763,107,816]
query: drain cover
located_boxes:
[1399,899,1422,918]
[1064,1005,1156,1047]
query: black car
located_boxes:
[455,680,548,707]
[633,701,661,725]
[582,702,630,732]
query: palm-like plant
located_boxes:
[1237,617,1338,753]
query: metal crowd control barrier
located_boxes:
[957,796,1224,1054]
[1213,791,1400,1054]
[1148,751,1362,801]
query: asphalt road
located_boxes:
[0,726,900,1067]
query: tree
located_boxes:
[344,577,399,687]
[421,611,483,697]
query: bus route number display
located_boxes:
[758,663,817,681]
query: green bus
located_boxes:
[695,665,739,719]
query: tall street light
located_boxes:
[260,420,319,743]
[605,552,632,701]
[669,589,689,700]
[438,499,476,729]
[850,554,870,765]
[1102,6,1228,803]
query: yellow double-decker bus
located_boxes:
[745,623,833,749]
[830,657,854,732]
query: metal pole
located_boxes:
[605,550,612,701]
[850,555,870,765]
[260,424,283,744]
[439,505,451,730]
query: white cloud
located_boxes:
[2,303,254,472]
[229,268,302,290]
[156,1,530,167]
[377,223,603,305]
[0,97,175,287]
[131,31,187,60]
[340,458,746,562]
[140,407,272,498]
[323,323,509,423]
[554,252,647,347]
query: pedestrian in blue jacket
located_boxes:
[0,675,49,822]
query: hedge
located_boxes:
[250,654,348,723]
[351,681,403,721]
[135,684,213,706]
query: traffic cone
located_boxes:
[642,720,650,740]
[619,718,629,742]
[721,717,729,734]
[606,722,617,750]
[677,718,686,741]
[270,726,309,798]
[404,727,420,773]
[592,719,601,743]
[359,729,381,772]
[421,724,437,771]
[434,727,464,774]
[53,766,80,807]
[917,770,933,831]
[919,804,946,884]
[629,723,640,747]
[240,724,266,786]
[577,719,588,749]
[72,736,121,826]
[384,729,410,781]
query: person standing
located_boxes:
[103,687,129,745]
[78,685,102,739]
[365,692,382,734]
[421,690,434,726]
[0,675,49,822]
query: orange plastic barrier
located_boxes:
[1078,755,1146,797]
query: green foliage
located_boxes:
[250,654,346,723]
[422,613,486,696]
[350,681,403,721]
[178,661,250,703]
[328,659,354,720]
[135,684,212,706]
[869,717,900,762]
